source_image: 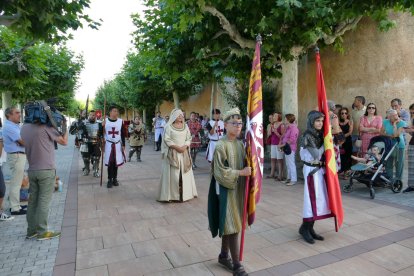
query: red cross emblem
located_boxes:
[217,125,224,136]
[108,127,119,138]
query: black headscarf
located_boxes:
[300,110,325,149]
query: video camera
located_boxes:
[24,99,66,134]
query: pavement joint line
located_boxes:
[256,224,414,275]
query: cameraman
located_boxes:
[21,114,68,240]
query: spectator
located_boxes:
[334,104,343,116]
[279,114,299,185]
[272,112,285,181]
[21,113,68,240]
[3,107,26,215]
[0,118,14,221]
[265,114,273,156]
[403,103,414,193]
[351,96,366,152]
[339,107,353,178]
[391,98,410,123]
[359,103,382,155]
[381,109,407,182]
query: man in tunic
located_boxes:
[157,109,197,202]
[208,108,251,276]
[128,115,146,162]
[103,106,126,188]
[206,109,225,162]
[187,112,202,169]
[80,110,103,177]
[299,111,331,244]
[153,112,166,151]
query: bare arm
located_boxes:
[55,131,68,146]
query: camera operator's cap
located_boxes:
[223,107,241,122]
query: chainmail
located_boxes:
[300,111,324,159]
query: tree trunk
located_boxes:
[281,59,299,119]
[142,108,146,125]
[210,82,215,119]
[172,91,179,109]
[2,91,12,121]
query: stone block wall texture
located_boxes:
[298,12,414,128]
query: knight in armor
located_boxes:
[128,115,146,162]
[206,109,225,162]
[69,110,87,148]
[80,110,103,177]
[103,106,126,188]
[153,112,166,151]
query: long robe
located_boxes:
[300,146,333,221]
[158,124,197,202]
[208,136,246,237]
[206,120,225,162]
[104,118,125,166]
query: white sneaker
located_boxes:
[0,212,14,221]
[286,182,297,186]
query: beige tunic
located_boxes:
[129,123,145,147]
[158,124,198,202]
[213,136,246,235]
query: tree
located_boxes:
[0,27,83,110]
[0,0,100,42]
[153,0,414,115]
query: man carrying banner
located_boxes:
[103,106,126,188]
[208,108,251,276]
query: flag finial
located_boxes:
[256,34,262,44]
[314,46,320,53]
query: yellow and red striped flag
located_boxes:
[315,48,344,231]
[240,36,264,260]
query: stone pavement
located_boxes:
[71,144,414,276]
[0,135,75,276]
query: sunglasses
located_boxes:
[367,106,376,110]
[411,111,414,115]
[341,112,348,115]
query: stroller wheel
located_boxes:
[343,184,353,193]
[370,188,375,199]
[391,180,403,193]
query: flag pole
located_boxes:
[100,95,107,187]
[240,34,262,261]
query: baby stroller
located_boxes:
[342,136,402,199]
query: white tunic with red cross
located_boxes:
[104,118,125,166]
[206,119,225,162]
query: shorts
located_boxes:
[271,145,284,159]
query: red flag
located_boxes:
[315,49,344,231]
[240,37,264,260]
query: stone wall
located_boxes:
[298,12,414,128]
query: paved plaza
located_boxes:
[1,137,414,275]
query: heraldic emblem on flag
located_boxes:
[315,47,344,231]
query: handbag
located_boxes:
[281,143,292,155]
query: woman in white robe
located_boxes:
[158,109,198,202]
[299,111,333,244]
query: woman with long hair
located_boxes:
[359,103,382,155]
[268,112,285,179]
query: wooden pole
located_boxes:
[100,97,107,187]
[239,175,250,261]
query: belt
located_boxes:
[107,140,121,144]
[303,161,323,168]
[9,152,25,154]
[209,139,218,142]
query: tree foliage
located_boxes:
[0,27,84,110]
[0,0,100,43]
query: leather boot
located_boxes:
[299,221,315,244]
[107,178,113,188]
[309,221,324,240]
[113,178,120,186]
